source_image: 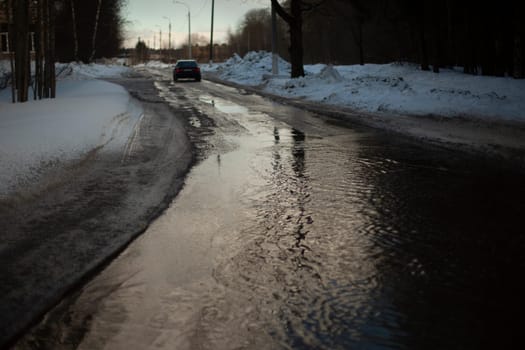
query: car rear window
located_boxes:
[177,61,198,68]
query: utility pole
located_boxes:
[187,9,191,58]
[163,16,172,50]
[209,0,214,63]
[163,16,172,61]
[174,1,191,59]
[155,25,162,50]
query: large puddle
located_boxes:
[16,84,525,349]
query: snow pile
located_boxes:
[205,52,525,122]
[56,62,132,80]
[0,61,11,90]
[0,61,131,90]
[208,51,291,85]
[318,64,344,83]
[134,60,172,69]
[0,64,141,196]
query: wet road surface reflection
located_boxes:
[16,82,525,349]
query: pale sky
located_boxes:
[123,0,269,48]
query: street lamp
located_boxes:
[155,24,162,50]
[174,0,191,59]
[163,16,172,50]
[153,32,156,51]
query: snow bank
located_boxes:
[204,52,525,122]
[0,61,11,90]
[56,62,132,80]
[0,64,141,196]
[134,60,173,69]
[208,51,290,85]
[0,60,132,86]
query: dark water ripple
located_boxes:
[214,126,525,349]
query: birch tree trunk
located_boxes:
[34,0,44,99]
[70,0,79,61]
[43,0,56,98]
[89,0,103,62]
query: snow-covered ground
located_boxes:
[202,51,525,123]
[0,63,139,195]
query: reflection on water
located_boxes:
[16,95,525,350]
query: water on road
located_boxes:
[16,79,525,350]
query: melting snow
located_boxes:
[203,51,525,122]
[0,63,140,195]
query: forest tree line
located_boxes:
[230,0,525,78]
[4,0,524,103]
[55,0,125,62]
[2,0,125,102]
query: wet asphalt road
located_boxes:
[13,71,525,349]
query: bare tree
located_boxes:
[7,0,55,103]
[226,8,273,56]
[34,0,44,99]
[5,0,16,102]
[332,0,369,65]
[89,0,102,62]
[12,0,30,102]
[70,0,79,61]
[46,0,56,98]
[271,0,304,77]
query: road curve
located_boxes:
[0,76,194,348]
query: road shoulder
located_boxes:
[0,77,194,348]
[204,72,525,166]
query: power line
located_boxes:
[194,0,210,18]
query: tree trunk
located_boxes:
[35,0,44,99]
[419,29,429,70]
[9,52,15,103]
[271,0,305,78]
[14,0,30,102]
[514,32,524,78]
[43,0,50,98]
[445,0,453,66]
[432,4,441,74]
[7,0,16,103]
[289,0,304,77]
[89,0,103,62]
[417,4,430,71]
[70,0,79,61]
[358,18,364,65]
[43,0,56,98]
[48,0,56,98]
[463,8,477,75]
[349,16,364,66]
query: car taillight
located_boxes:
[193,67,200,72]
[176,68,183,73]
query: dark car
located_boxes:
[173,59,201,82]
